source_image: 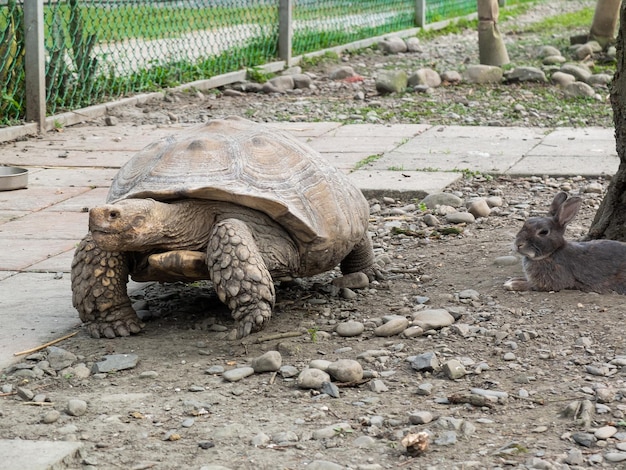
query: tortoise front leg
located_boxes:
[71,233,144,338]
[207,219,275,338]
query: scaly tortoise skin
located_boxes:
[71,116,376,339]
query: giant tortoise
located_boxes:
[71,117,376,339]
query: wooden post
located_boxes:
[24,0,46,132]
[278,0,293,65]
[415,0,426,27]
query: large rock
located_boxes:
[563,81,595,98]
[560,63,592,82]
[463,65,503,84]
[378,36,408,54]
[376,70,407,94]
[408,68,442,88]
[506,66,547,83]
[265,75,294,93]
[551,71,576,87]
[329,66,356,80]
[422,192,463,209]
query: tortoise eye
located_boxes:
[538,228,550,236]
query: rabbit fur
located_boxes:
[504,191,626,294]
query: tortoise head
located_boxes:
[89,198,164,252]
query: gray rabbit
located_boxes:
[504,192,626,294]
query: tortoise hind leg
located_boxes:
[71,233,144,338]
[207,219,275,339]
[340,233,379,280]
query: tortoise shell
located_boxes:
[108,116,369,249]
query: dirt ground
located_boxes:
[3,172,626,469]
[3,2,626,466]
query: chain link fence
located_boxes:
[1,0,524,127]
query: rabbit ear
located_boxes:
[556,197,582,227]
[548,192,569,216]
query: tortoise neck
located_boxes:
[157,200,218,250]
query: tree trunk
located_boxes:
[589,0,621,48]
[477,0,510,66]
[588,1,626,240]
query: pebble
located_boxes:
[605,452,626,462]
[222,366,254,382]
[140,371,159,379]
[369,379,388,393]
[66,398,87,417]
[310,359,332,371]
[327,359,363,382]
[435,430,457,446]
[279,365,299,378]
[321,381,340,398]
[403,326,424,337]
[297,368,331,389]
[206,365,225,375]
[312,422,352,439]
[374,317,409,336]
[442,359,467,379]
[416,383,434,395]
[572,431,596,447]
[336,320,365,337]
[306,461,344,470]
[92,354,139,374]
[42,409,61,424]
[445,211,475,224]
[467,198,491,217]
[422,192,463,209]
[408,410,433,424]
[412,309,455,330]
[411,352,440,372]
[250,432,271,447]
[251,351,282,373]
[595,425,617,440]
[47,346,78,371]
[353,435,376,448]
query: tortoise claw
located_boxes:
[85,318,145,339]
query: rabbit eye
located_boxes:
[538,228,550,236]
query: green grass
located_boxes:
[524,6,595,33]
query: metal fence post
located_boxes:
[24,0,46,132]
[278,0,293,65]
[415,0,426,27]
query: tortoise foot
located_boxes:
[85,308,145,339]
[234,302,273,339]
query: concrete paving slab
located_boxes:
[0,148,136,169]
[0,210,28,224]
[527,127,617,158]
[27,248,75,273]
[0,271,17,281]
[0,239,77,271]
[307,135,408,154]
[0,211,88,240]
[268,121,343,137]
[326,123,430,137]
[0,187,91,212]
[370,150,522,173]
[320,151,372,170]
[372,126,549,174]
[350,170,461,200]
[28,168,118,188]
[0,439,82,470]
[0,273,80,370]
[507,155,619,177]
[47,188,109,212]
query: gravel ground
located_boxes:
[2,1,626,469]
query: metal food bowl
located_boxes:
[0,166,28,191]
